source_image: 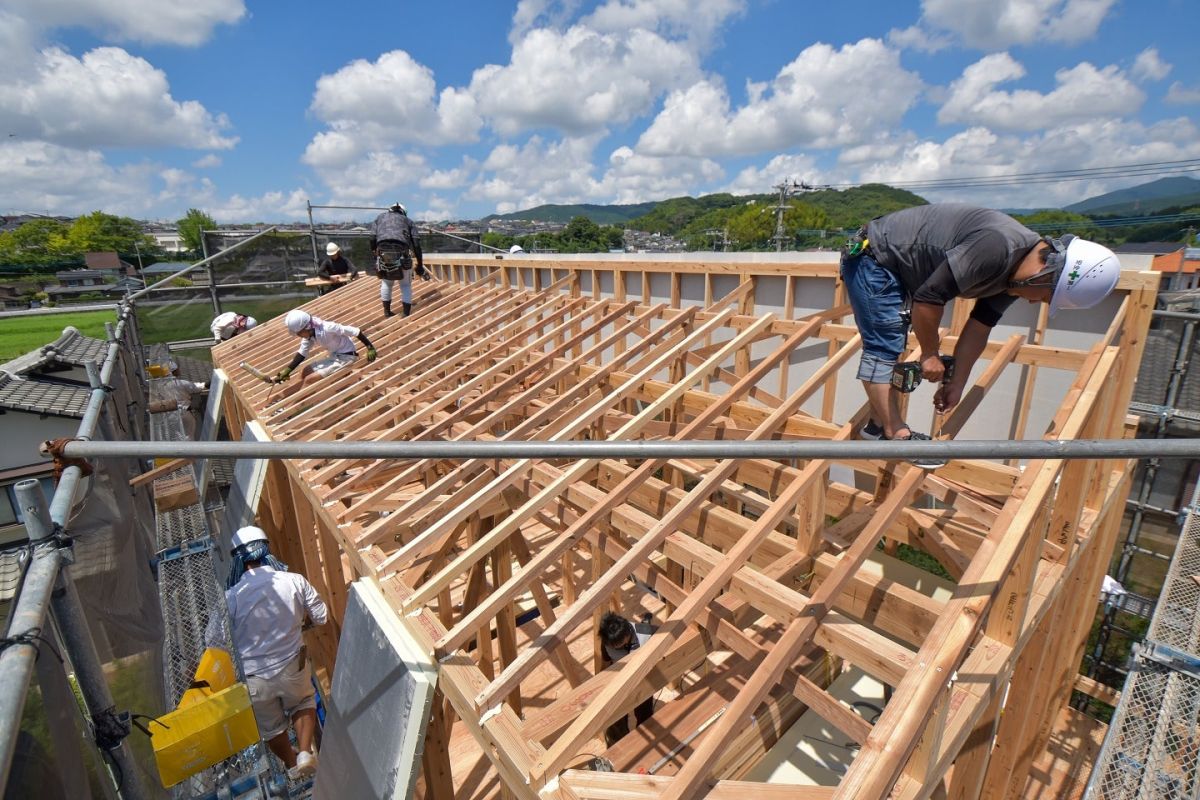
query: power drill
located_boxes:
[891,355,956,393]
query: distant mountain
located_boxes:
[1066,176,1200,216]
[483,202,659,225]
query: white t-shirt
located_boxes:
[298,318,360,359]
[225,566,327,678]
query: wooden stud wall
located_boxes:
[211,256,1159,800]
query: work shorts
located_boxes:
[308,352,356,378]
[840,252,906,383]
[247,652,315,739]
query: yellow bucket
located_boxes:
[150,683,259,787]
[147,364,170,378]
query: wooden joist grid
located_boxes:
[212,256,1159,800]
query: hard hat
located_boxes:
[1048,237,1120,316]
[243,316,257,330]
[326,242,340,256]
[231,525,268,550]
[285,309,312,335]
[509,244,525,254]
[390,202,406,215]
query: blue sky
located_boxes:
[1,0,1197,223]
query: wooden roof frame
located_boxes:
[213,255,1159,800]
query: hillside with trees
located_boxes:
[0,211,159,268]
[482,215,625,253]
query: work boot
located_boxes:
[402,302,412,317]
[382,300,394,318]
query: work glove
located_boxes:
[366,347,377,363]
[273,367,292,383]
[417,265,431,281]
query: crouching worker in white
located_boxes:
[272,309,378,391]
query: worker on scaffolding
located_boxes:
[842,204,1120,469]
[599,611,657,746]
[222,526,326,779]
[368,202,429,318]
[316,242,358,294]
[210,311,257,342]
[273,309,377,388]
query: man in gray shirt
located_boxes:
[843,204,1120,466]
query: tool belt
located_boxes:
[376,242,413,278]
[842,225,871,258]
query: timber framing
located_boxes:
[213,255,1159,800]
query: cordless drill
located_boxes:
[891,355,956,393]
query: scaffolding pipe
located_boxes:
[0,498,62,791]
[51,437,1200,462]
[125,225,279,301]
[14,481,148,800]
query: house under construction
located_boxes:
[207,252,1160,800]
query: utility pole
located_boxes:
[770,178,812,252]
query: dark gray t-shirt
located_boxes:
[866,204,1041,324]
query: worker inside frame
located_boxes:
[841,203,1120,470]
[210,311,257,342]
[316,242,358,294]
[272,309,377,390]
[215,526,328,779]
[368,201,430,318]
[599,611,658,746]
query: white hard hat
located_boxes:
[285,309,312,335]
[243,316,257,330]
[390,202,406,215]
[509,244,524,254]
[1048,237,1120,317]
[326,242,340,256]
[231,525,268,550]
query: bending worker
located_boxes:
[599,611,657,746]
[317,242,357,293]
[368,202,429,318]
[211,311,257,342]
[842,203,1120,467]
[222,526,326,778]
[274,309,377,387]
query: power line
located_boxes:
[814,158,1200,192]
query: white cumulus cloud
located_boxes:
[637,38,922,157]
[0,47,236,150]
[938,53,1143,132]
[902,0,1117,50]
[1166,82,1200,106]
[856,117,1200,209]
[468,25,701,137]
[1131,48,1171,82]
[2,0,245,47]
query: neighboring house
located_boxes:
[0,327,106,545]
[149,230,187,254]
[1114,242,1199,292]
[84,251,136,276]
[54,269,106,288]
[0,285,25,310]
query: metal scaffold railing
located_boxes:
[1086,480,1200,799]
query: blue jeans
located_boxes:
[841,252,906,383]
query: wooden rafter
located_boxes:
[212,256,1157,800]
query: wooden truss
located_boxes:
[213,256,1159,800]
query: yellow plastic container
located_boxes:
[147,364,170,378]
[151,683,259,787]
[177,648,237,710]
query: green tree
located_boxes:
[0,219,72,264]
[65,211,156,255]
[176,208,217,253]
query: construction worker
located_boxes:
[842,203,1120,468]
[368,202,429,318]
[274,309,377,387]
[316,242,357,294]
[599,611,657,745]
[154,360,207,437]
[210,311,257,342]
[222,526,326,778]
